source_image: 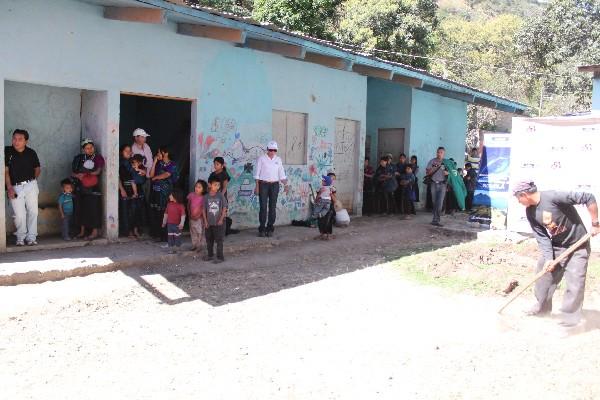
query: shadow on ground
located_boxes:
[122,218,475,307]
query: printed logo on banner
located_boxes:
[508,119,600,246]
[470,132,512,227]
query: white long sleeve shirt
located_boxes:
[254,154,287,182]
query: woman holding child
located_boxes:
[118,144,140,238]
[71,138,104,240]
[149,147,178,241]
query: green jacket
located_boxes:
[442,159,467,211]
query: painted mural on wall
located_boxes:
[195,117,336,228]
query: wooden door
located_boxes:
[334,118,360,213]
[377,128,405,162]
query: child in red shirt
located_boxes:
[162,188,186,253]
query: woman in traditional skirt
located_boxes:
[149,146,178,242]
[71,138,105,240]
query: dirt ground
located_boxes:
[397,239,600,298]
[1,215,600,399]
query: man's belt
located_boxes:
[259,180,278,184]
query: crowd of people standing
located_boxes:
[362,153,419,218]
[363,146,479,227]
[6,125,477,259]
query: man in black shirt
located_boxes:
[513,181,599,325]
[4,129,41,246]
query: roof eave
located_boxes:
[129,0,528,112]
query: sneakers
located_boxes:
[203,255,214,262]
[431,222,443,227]
[16,240,25,247]
[25,239,37,246]
[258,231,265,238]
[213,258,225,264]
[265,231,273,237]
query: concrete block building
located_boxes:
[0,0,527,251]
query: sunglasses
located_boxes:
[268,149,277,152]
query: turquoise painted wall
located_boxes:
[0,0,366,235]
[593,77,600,111]
[410,89,467,203]
[366,78,412,163]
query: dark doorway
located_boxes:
[119,94,192,191]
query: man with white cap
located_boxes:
[254,140,287,237]
[131,128,153,202]
[131,128,153,174]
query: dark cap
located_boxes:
[512,181,537,196]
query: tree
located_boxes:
[432,13,528,99]
[185,0,254,16]
[334,0,439,69]
[252,0,342,39]
[431,14,534,128]
[516,0,600,114]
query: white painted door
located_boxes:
[334,118,359,213]
[378,128,405,162]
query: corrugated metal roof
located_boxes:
[579,65,600,73]
[104,0,530,112]
[172,1,528,110]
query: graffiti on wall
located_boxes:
[195,119,337,227]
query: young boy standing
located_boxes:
[203,177,228,263]
[58,179,75,241]
[161,189,186,254]
[399,165,417,217]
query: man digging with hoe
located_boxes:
[511,181,600,327]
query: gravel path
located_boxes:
[1,219,599,399]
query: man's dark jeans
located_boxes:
[258,181,279,233]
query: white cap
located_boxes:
[133,128,150,137]
[267,140,278,150]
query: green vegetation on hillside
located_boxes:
[185,0,599,122]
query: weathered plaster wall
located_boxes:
[81,90,119,239]
[366,78,412,163]
[0,0,366,235]
[410,89,468,203]
[3,81,82,237]
[196,51,367,225]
